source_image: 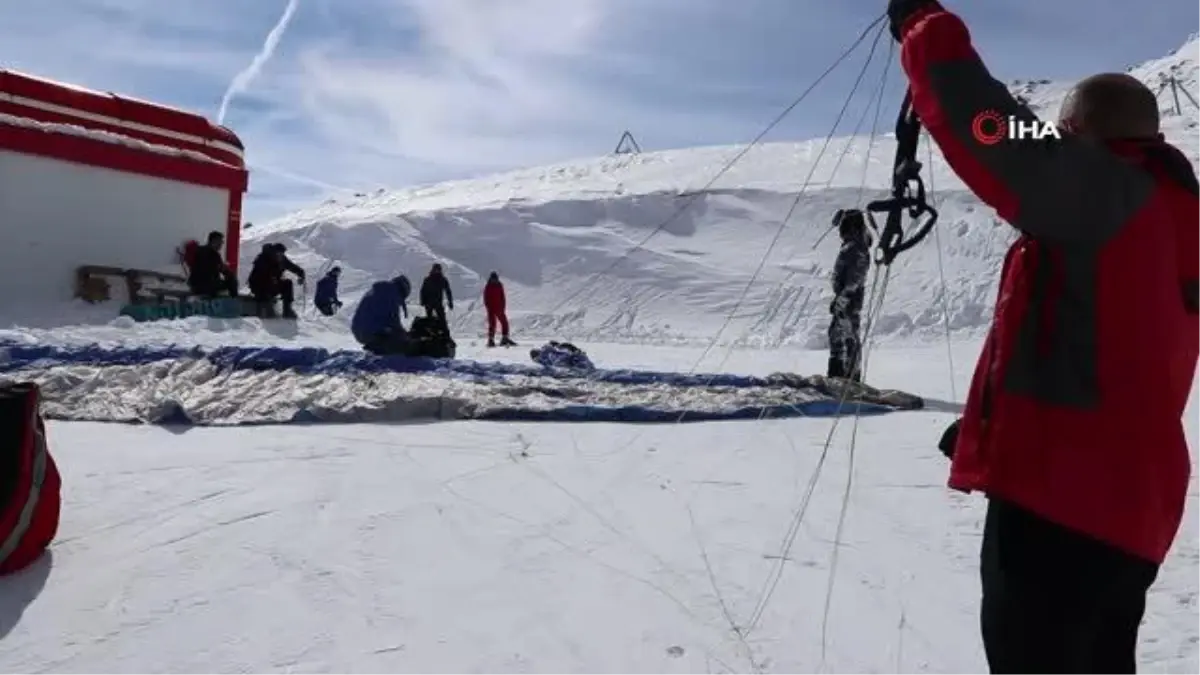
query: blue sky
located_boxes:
[0,0,1195,223]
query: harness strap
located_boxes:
[866,89,939,266]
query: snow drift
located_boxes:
[237,36,1199,347]
[0,340,922,425]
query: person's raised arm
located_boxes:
[891,2,1154,244]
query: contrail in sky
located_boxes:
[217,0,300,124]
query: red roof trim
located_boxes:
[0,99,244,167]
[0,121,248,192]
[0,70,245,160]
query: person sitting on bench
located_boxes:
[187,231,238,298]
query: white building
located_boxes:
[0,70,249,312]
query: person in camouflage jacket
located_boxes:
[827,209,872,380]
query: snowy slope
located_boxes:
[1,35,1194,350]
[225,35,1200,347]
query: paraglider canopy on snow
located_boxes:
[530,341,594,371]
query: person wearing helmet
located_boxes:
[827,208,872,381]
[314,266,343,316]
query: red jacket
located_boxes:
[483,280,506,313]
[901,7,1198,563]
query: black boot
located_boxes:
[827,356,845,379]
[281,300,297,320]
[500,336,516,346]
[487,338,496,347]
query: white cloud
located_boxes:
[5,0,1198,223]
[0,0,771,221]
[291,0,623,169]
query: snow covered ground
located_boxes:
[1,342,1196,672]
[0,32,1197,674]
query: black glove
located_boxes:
[887,0,942,41]
[937,417,961,460]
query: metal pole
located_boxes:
[613,130,642,155]
[1172,76,1199,110]
[1169,76,1183,115]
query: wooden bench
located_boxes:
[75,265,193,305]
[77,264,295,322]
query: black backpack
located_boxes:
[408,316,456,358]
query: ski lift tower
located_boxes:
[613,130,642,155]
[1154,68,1199,116]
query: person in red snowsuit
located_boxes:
[482,272,514,347]
[890,1,1198,671]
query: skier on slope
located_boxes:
[314,266,343,316]
[483,272,516,347]
[890,1,1199,672]
[827,209,871,381]
[419,263,454,328]
[351,275,412,355]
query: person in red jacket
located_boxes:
[889,1,1199,671]
[483,271,515,347]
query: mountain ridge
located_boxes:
[243,35,1198,346]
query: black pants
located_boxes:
[252,279,295,317]
[827,303,862,380]
[423,303,446,326]
[362,331,410,356]
[980,499,1158,673]
[189,275,237,298]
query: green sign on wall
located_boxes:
[120,297,244,322]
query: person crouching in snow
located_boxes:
[827,208,871,381]
[247,243,305,319]
[351,275,413,355]
[314,266,343,316]
[483,272,515,347]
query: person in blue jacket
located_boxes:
[314,266,343,316]
[351,275,412,355]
